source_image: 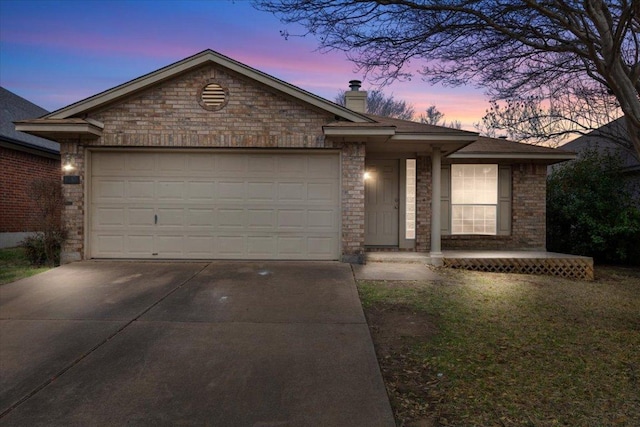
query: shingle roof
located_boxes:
[458,136,573,155]
[561,118,638,170]
[363,114,478,136]
[324,113,479,136]
[0,87,59,153]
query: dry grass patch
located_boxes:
[357,267,640,426]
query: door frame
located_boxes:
[364,155,416,250]
[364,158,400,246]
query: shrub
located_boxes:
[20,232,64,266]
[547,148,640,265]
[19,177,66,267]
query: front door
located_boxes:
[365,159,399,246]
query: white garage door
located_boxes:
[90,151,340,259]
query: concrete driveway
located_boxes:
[0,261,394,426]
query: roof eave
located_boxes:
[391,133,478,142]
[0,138,60,158]
[15,122,103,141]
[448,152,577,162]
[323,127,396,137]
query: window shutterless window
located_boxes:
[451,164,498,235]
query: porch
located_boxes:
[365,251,594,280]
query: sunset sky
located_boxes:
[0,0,489,129]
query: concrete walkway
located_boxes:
[0,261,394,426]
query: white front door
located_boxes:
[365,159,399,246]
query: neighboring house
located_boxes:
[15,50,573,264]
[0,87,60,248]
[558,118,640,201]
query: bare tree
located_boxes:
[419,105,445,126]
[23,178,66,266]
[335,89,415,120]
[255,0,640,157]
[418,105,462,129]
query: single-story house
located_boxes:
[558,118,640,202]
[1,87,60,248]
[15,49,574,264]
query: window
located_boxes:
[451,164,498,234]
[405,159,416,239]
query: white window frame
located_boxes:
[451,164,498,235]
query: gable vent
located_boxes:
[199,82,228,111]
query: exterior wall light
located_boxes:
[62,153,75,172]
[363,171,372,181]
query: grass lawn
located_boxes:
[0,247,51,285]
[358,266,640,426]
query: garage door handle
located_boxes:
[154,214,158,225]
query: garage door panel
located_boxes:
[216,155,247,174]
[94,180,125,201]
[128,208,155,227]
[157,153,185,173]
[308,156,339,177]
[247,236,276,256]
[218,209,245,228]
[187,209,215,227]
[92,153,125,175]
[248,156,276,174]
[278,210,305,229]
[186,154,214,172]
[185,236,214,256]
[91,152,339,260]
[217,236,245,256]
[248,209,275,229]
[187,181,216,201]
[156,235,184,256]
[278,156,306,176]
[93,234,124,255]
[308,210,335,229]
[128,181,155,200]
[278,236,305,255]
[94,207,125,227]
[157,208,184,227]
[278,182,305,202]
[127,235,154,255]
[218,181,245,201]
[308,183,335,202]
[158,181,185,200]
[308,237,335,256]
[247,182,276,201]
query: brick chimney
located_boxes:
[344,80,367,113]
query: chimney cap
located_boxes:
[348,80,362,91]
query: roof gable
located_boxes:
[45,49,373,123]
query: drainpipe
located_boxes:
[430,146,443,266]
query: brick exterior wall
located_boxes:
[0,146,60,233]
[339,142,366,263]
[442,162,547,251]
[58,63,366,263]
